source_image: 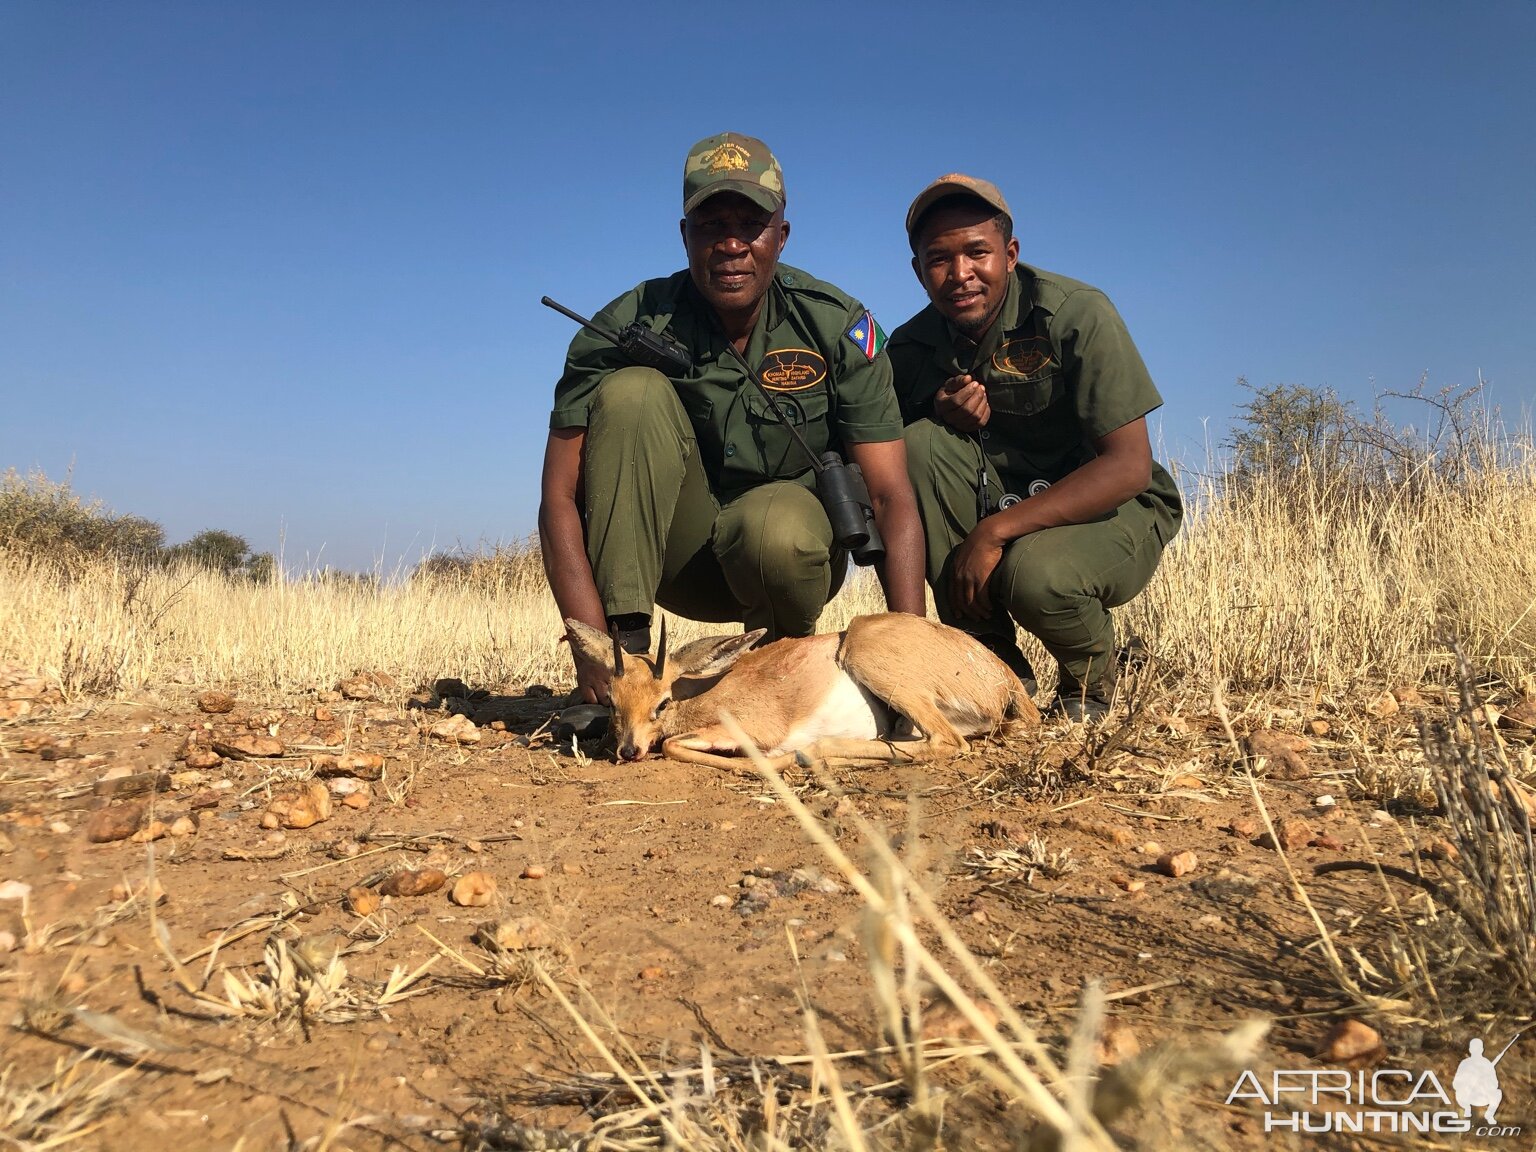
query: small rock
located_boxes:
[259,811,282,830]
[1310,833,1346,851]
[170,815,198,837]
[1137,841,1163,856]
[1096,1019,1141,1066]
[1425,837,1460,863]
[48,821,70,835]
[0,880,33,902]
[1156,850,1199,877]
[1370,808,1394,824]
[0,929,15,952]
[1228,818,1259,838]
[1498,697,1536,735]
[184,747,222,770]
[314,705,335,723]
[483,915,556,951]
[1259,818,1313,852]
[130,819,170,843]
[379,868,447,897]
[638,966,667,981]
[197,691,236,714]
[710,894,731,907]
[341,791,370,810]
[521,864,547,880]
[1313,794,1336,809]
[346,886,380,916]
[1365,692,1399,719]
[1246,731,1311,779]
[1307,719,1331,738]
[1390,686,1425,707]
[85,802,146,843]
[331,838,362,858]
[338,671,397,702]
[334,752,385,779]
[317,689,342,703]
[1319,1019,1384,1067]
[38,739,77,761]
[283,782,333,829]
[428,714,481,745]
[451,872,497,908]
[110,878,165,904]
[212,734,285,759]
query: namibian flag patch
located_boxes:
[845,311,886,361]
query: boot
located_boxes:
[1050,666,1116,724]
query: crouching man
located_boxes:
[889,175,1182,721]
[539,133,924,705]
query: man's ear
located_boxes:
[669,629,767,679]
[777,218,790,255]
[911,255,926,289]
[679,216,688,248]
[1005,235,1019,273]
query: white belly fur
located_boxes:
[770,672,881,753]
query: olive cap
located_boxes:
[905,173,1012,244]
[683,132,785,215]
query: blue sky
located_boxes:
[3,1,1532,572]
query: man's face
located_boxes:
[681,192,789,320]
[912,203,1019,337]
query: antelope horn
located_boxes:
[610,624,625,678]
[655,617,668,680]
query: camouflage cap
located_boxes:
[682,132,785,215]
[905,173,1012,244]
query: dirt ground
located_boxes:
[1,675,1532,1151]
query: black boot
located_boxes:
[1050,667,1116,724]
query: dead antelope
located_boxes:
[564,612,1040,771]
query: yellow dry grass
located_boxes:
[1,447,1533,700]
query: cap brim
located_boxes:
[905,181,1010,241]
[683,180,782,215]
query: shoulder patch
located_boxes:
[845,311,887,362]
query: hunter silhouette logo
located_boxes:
[1226,1029,1524,1138]
[1455,1033,1521,1124]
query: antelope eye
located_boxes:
[651,698,671,719]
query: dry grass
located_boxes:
[4,444,1532,703]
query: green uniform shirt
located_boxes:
[552,265,902,503]
[888,263,1181,515]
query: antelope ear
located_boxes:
[670,628,768,679]
[564,619,617,672]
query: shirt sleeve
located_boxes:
[548,287,644,430]
[831,311,905,444]
[1053,288,1164,440]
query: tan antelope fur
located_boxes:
[564,613,1040,771]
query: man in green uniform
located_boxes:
[890,174,1182,721]
[540,133,925,704]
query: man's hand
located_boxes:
[933,373,990,433]
[576,660,611,706]
[949,521,1006,620]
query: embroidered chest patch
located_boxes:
[992,336,1055,380]
[757,348,827,392]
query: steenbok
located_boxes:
[564,612,1039,770]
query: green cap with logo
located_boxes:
[683,132,785,215]
[905,173,1012,245]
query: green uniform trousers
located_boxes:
[904,417,1173,689]
[582,367,844,640]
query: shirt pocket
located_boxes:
[737,387,830,481]
[986,370,1063,419]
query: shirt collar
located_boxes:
[684,273,789,365]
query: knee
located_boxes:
[1000,547,1088,625]
[721,487,831,579]
[589,367,675,427]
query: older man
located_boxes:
[540,133,924,704]
[890,175,1182,721]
